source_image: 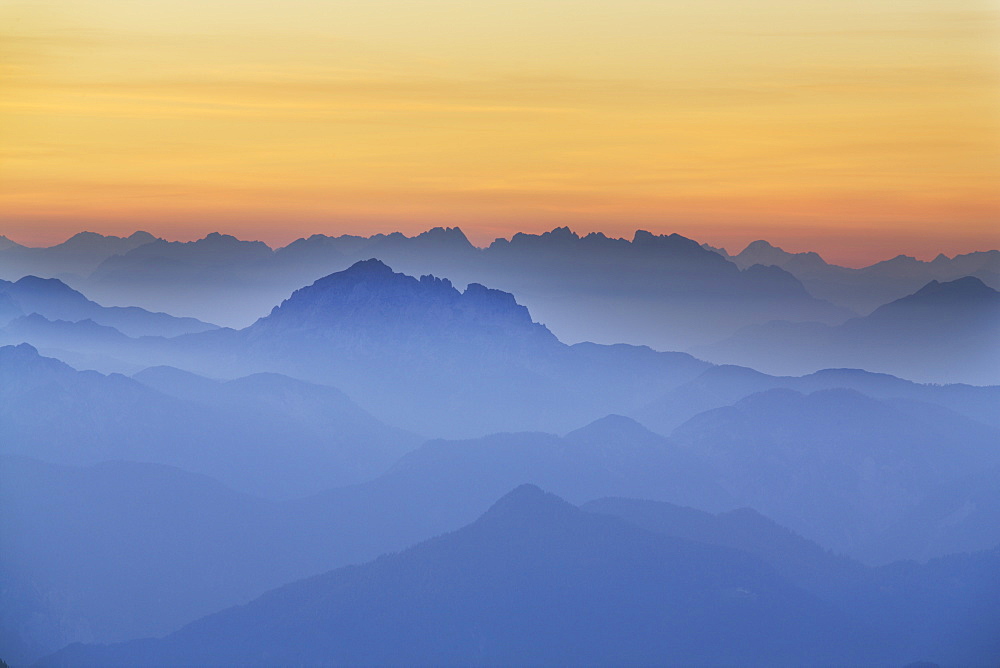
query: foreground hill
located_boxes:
[41,486,877,667]
[693,277,1000,384]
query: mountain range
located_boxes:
[40,485,998,667]
[693,276,1000,384]
[0,275,216,338]
[5,376,998,660]
[0,344,415,498]
[722,238,1000,313]
[5,228,996,354]
[2,228,997,667]
[2,260,713,437]
[3,228,855,350]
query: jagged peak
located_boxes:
[341,257,395,276]
[415,226,473,246]
[544,226,579,240]
[504,227,581,246]
[631,230,702,251]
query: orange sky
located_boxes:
[1,0,998,266]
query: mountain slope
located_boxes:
[0,231,157,281]
[42,485,875,667]
[634,363,1000,435]
[161,259,713,437]
[669,387,1000,562]
[0,344,415,497]
[725,239,1000,313]
[64,227,854,348]
[0,275,216,337]
[584,496,1000,665]
[0,412,725,662]
[692,277,1000,384]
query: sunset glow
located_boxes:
[2,0,998,265]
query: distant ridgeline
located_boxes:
[1,229,998,666]
[2,227,996,369]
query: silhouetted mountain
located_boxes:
[251,257,556,351]
[42,485,876,667]
[54,227,854,348]
[150,259,711,437]
[84,232,284,324]
[733,239,829,274]
[0,261,712,437]
[693,277,1000,384]
[0,234,24,251]
[670,388,1000,562]
[0,231,157,281]
[719,239,1000,313]
[0,344,414,497]
[0,275,216,337]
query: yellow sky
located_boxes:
[1,0,998,265]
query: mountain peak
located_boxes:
[255,261,556,348]
[544,226,579,241]
[0,342,75,379]
[340,257,395,277]
[12,275,78,295]
[910,276,994,300]
[631,230,706,256]
[867,276,1000,320]
[743,239,777,252]
[63,231,105,243]
[478,484,576,524]
[0,234,24,250]
[415,226,473,247]
[0,341,42,362]
[203,232,239,243]
[502,227,581,247]
[566,414,658,442]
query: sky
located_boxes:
[1,0,998,266]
